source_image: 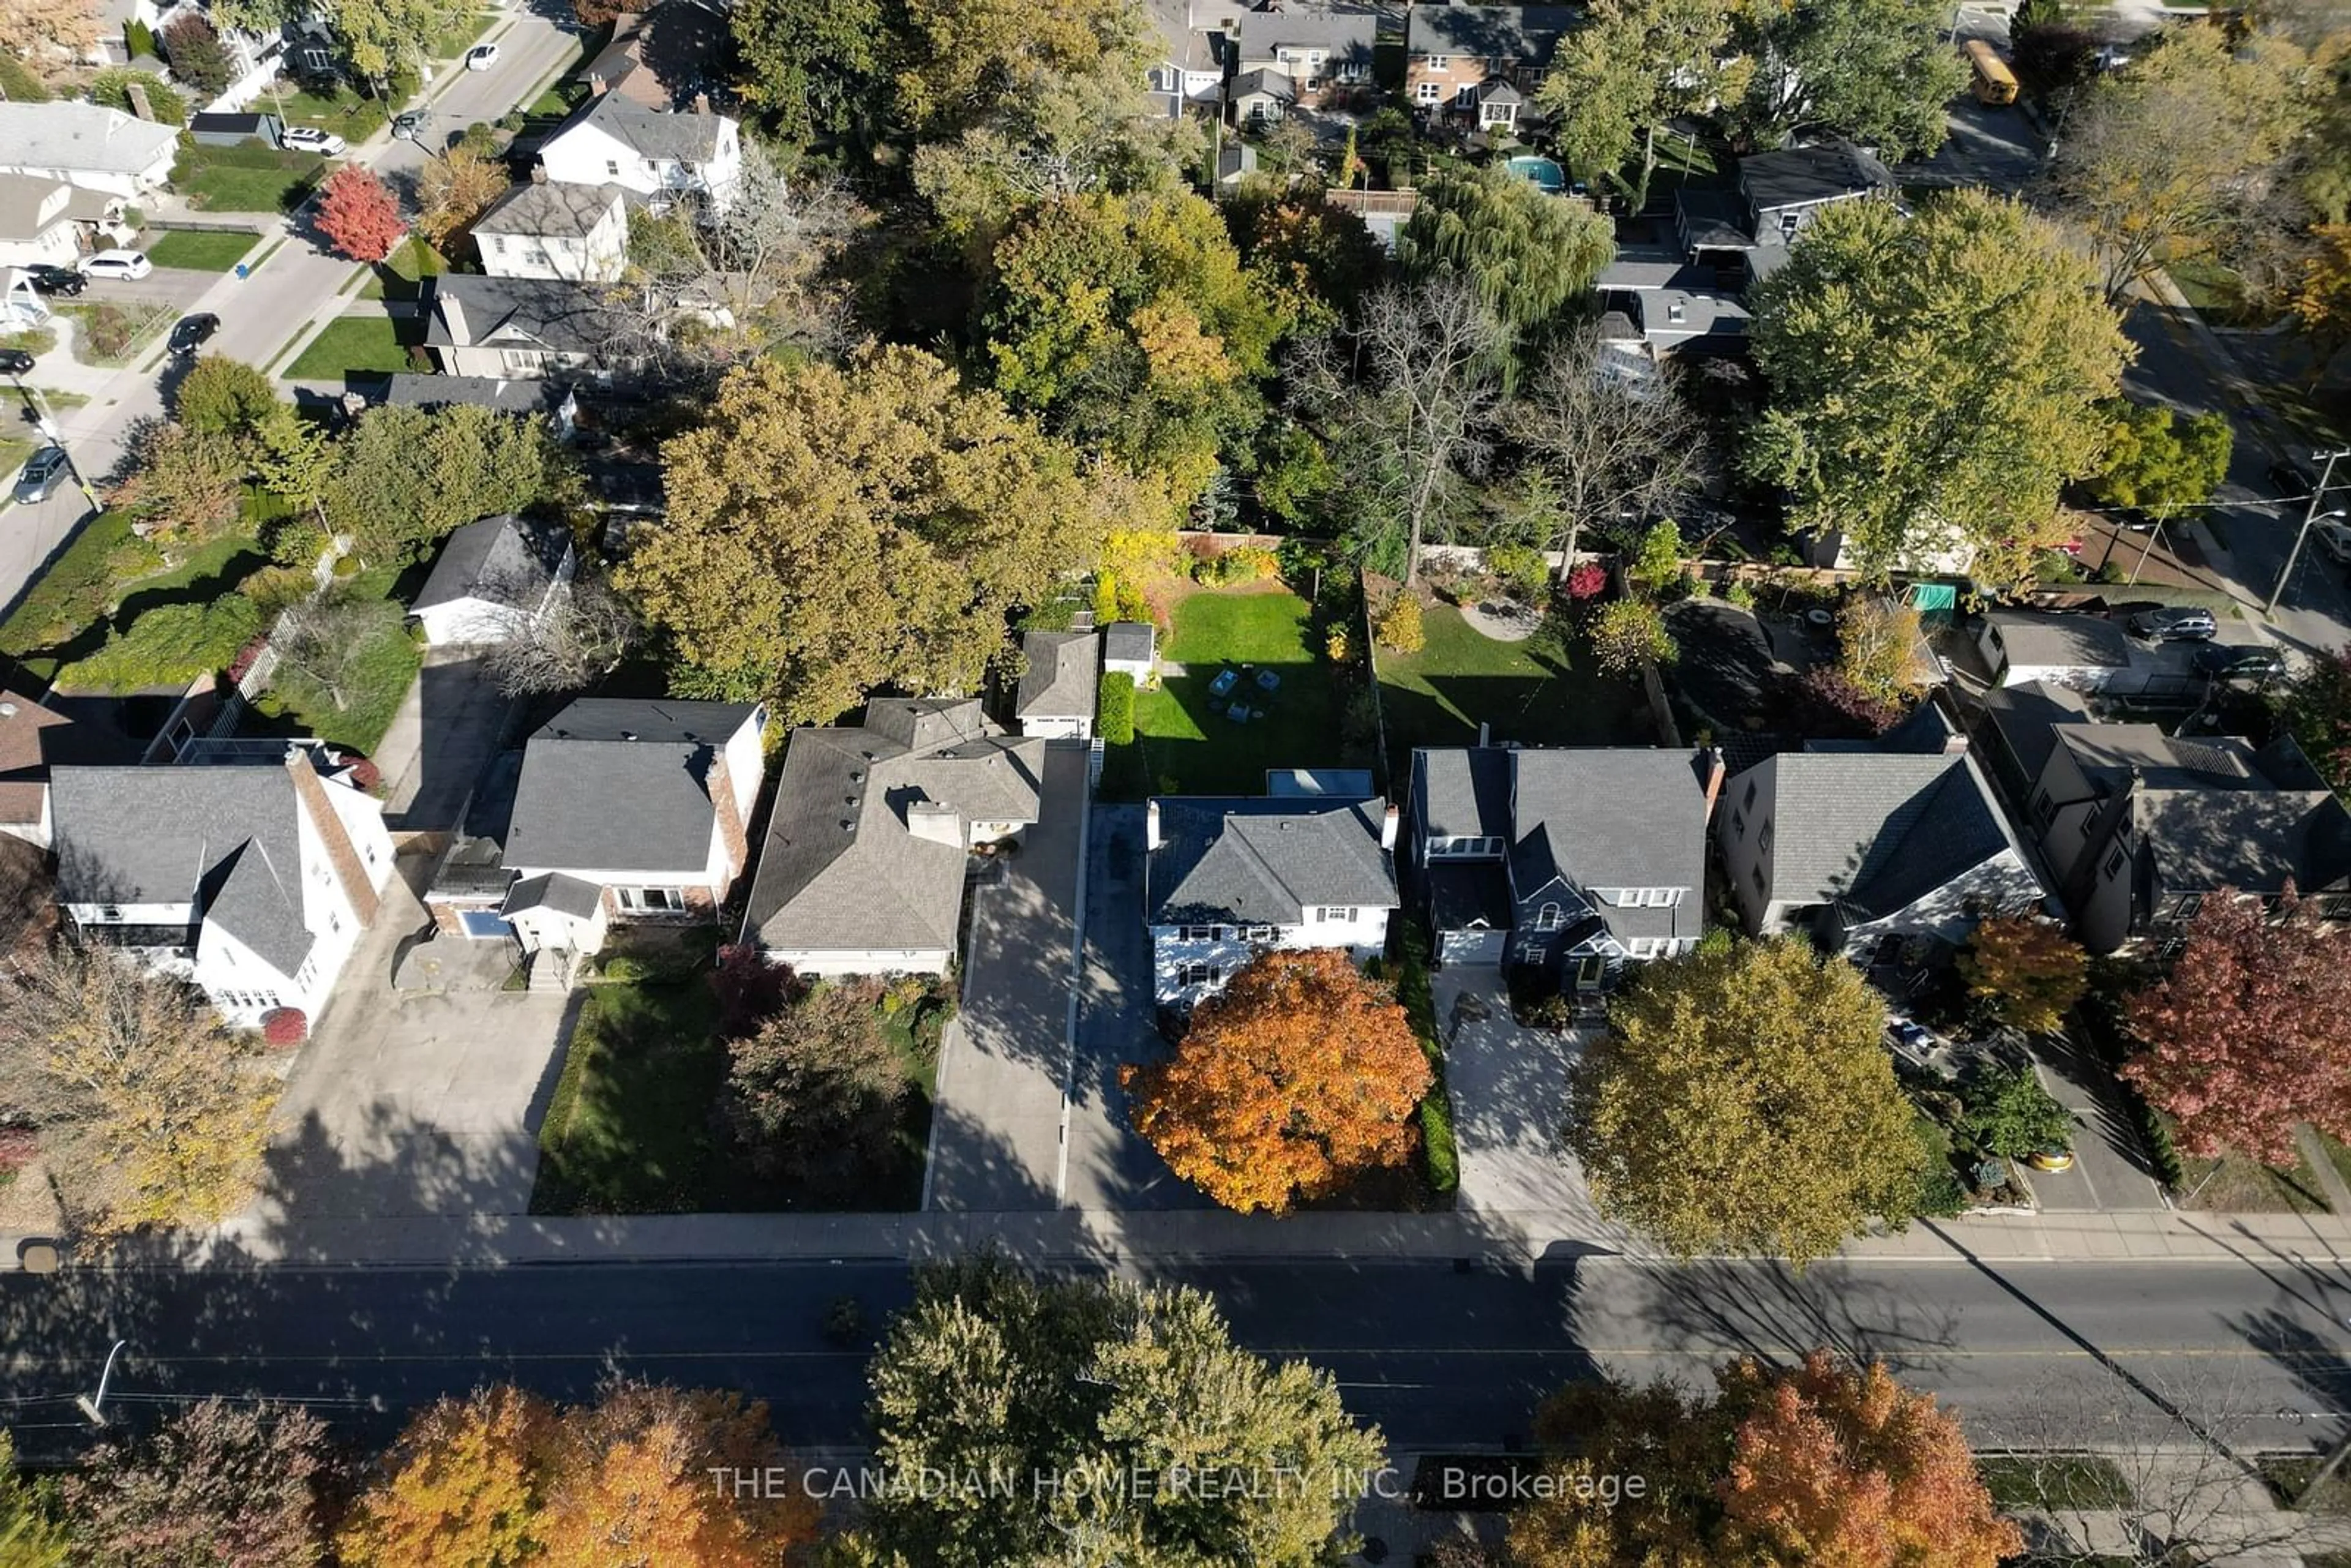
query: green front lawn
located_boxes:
[534,979,729,1215]
[172,144,327,214]
[2177,1141,2331,1213]
[1376,601,1652,765]
[1123,582,1352,797]
[144,228,261,271]
[277,86,387,144]
[283,313,413,378]
[430,11,499,59]
[1,508,273,685]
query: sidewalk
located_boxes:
[42,1196,2351,1272]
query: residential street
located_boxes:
[0,0,582,626]
[3,1254,2347,1462]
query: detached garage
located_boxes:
[1014,629,1098,740]
[409,513,577,647]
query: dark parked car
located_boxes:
[23,264,84,296]
[168,312,220,356]
[391,110,426,140]
[2194,643,2287,680]
[2128,606,2218,642]
[12,446,69,505]
[0,348,31,375]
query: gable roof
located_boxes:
[744,699,1046,955]
[1103,621,1155,663]
[424,274,633,354]
[506,699,759,874]
[411,513,573,613]
[1985,609,2133,671]
[0,103,180,178]
[1411,746,1511,841]
[1232,66,1299,102]
[0,689,69,828]
[1237,4,1378,59]
[2135,787,2351,899]
[552,92,727,162]
[1739,140,1895,210]
[0,174,110,242]
[473,180,626,239]
[1405,4,1578,64]
[1015,630,1099,722]
[1980,679,2093,783]
[1752,748,2020,923]
[47,762,323,977]
[1147,796,1397,925]
[583,0,730,108]
[1507,749,1712,942]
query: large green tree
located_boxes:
[2049,26,2308,300]
[1395,165,1614,342]
[846,1255,1384,1568]
[892,0,1147,133]
[317,0,462,80]
[0,1431,70,1568]
[983,188,1287,497]
[731,0,887,144]
[1745,188,2128,586]
[2084,398,2232,521]
[1537,0,1743,207]
[621,347,1151,722]
[1565,937,1927,1264]
[1730,0,1967,159]
[322,403,572,561]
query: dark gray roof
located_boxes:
[1411,746,1512,841]
[1740,141,1895,210]
[556,92,726,161]
[1405,4,1577,64]
[1237,5,1377,59]
[1507,749,1712,943]
[744,699,1045,955]
[1147,796,1397,925]
[1475,77,1523,104]
[378,372,572,415]
[424,274,633,355]
[1103,621,1155,663]
[1014,630,1098,721]
[1676,187,1752,249]
[2136,787,2351,899]
[507,699,759,875]
[1985,609,2133,672]
[430,747,524,899]
[411,513,573,613]
[1750,748,2020,923]
[1980,679,2093,783]
[1268,768,1376,797]
[1232,66,1299,101]
[503,870,603,919]
[2055,723,2264,792]
[48,763,317,978]
[188,111,277,134]
[473,180,626,239]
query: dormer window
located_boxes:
[1533,902,1562,932]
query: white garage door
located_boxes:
[1441,926,1509,966]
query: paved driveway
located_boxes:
[926,743,1089,1212]
[2025,1030,2169,1213]
[1433,971,1607,1226]
[246,852,577,1239]
[378,649,514,832]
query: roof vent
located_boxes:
[0,702,15,719]
[840,819,853,831]
[621,730,639,741]
[849,770,863,782]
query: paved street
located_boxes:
[4,1253,2348,1464]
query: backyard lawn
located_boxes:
[283,313,413,378]
[1376,601,1651,764]
[144,228,261,271]
[1122,582,1354,797]
[172,144,328,214]
[250,585,422,755]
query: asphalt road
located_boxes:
[6,1253,2349,1465]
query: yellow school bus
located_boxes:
[1965,39,2019,105]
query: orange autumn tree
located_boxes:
[1716,1352,2023,1568]
[1123,948,1431,1214]
[339,1381,817,1568]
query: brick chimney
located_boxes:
[287,748,380,928]
[1379,801,1400,852]
[1147,798,1162,852]
[708,748,750,882]
[1700,748,1728,822]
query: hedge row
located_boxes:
[1099,670,1135,745]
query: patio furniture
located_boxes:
[1254,669,1281,693]
[1227,704,1252,724]
[1209,668,1240,698]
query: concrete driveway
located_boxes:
[245,851,577,1236]
[2025,1030,2169,1213]
[1433,970,1608,1226]
[926,743,1089,1213]
[378,648,514,832]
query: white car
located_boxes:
[2318,520,2351,565]
[464,42,499,70]
[79,249,152,280]
[282,126,348,156]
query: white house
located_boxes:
[498,698,767,961]
[422,274,637,380]
[0,102,181,199]
[1103,621,1155,681]
[744,699,1046,976]
[1013,628,1099,740]
[539,94,741,212]
[0,174,128,270]
[1977,609,2136,692]
[47,748,397,1029]
[474,181,631,283]
[408,513,577,647]
[1145,793,1399,1010]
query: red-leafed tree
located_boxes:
[1123,948,1432,1214]
[317,166,405,263]
[1714,1352,2023,1568]
[2281,649,2351,793]
[2122,888,2351,1164]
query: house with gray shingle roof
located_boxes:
[0,103,179,199]
[46,748,395,1029]
[1144,791,1398,1009]
[474,181,631,284]
[1716,705,2051,958]
[1014,629,1100,740]
[744,698,1046,976]
[539,91,742,212]
[1408,745,1719,992]
[1232,3,1376,118]
[408,514,577,647]
[498,697,767,958]
[423,274,640,381]
[2019,718,2351,953]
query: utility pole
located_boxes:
[75,1340,127,1427]
[2265,447,2351,616]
